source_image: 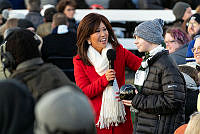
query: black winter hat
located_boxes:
[17,19,35,30]
[189,13,200,24]
[0,0,12,13]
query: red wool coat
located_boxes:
[73,45,142,134]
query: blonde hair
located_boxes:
[185,112,200,134]
[196,5,200,13]
[0,18,18,37]
[52,13,67,27]
[36,22,52,37]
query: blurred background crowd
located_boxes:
[1,0,200,134]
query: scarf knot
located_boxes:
[134,45,165,93]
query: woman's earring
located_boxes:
[88,41,91,44]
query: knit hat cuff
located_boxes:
[189,13,200,24]
[134,29,164,44]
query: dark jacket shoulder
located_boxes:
[11,63,72,100]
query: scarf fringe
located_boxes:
[96,83,126,129]
[96,113,126,129]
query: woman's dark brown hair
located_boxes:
[56,0,76,13]
[77,13,119,65]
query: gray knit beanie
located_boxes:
[173,2,190,20]
[34,85,96,134]
[133,18,164,45]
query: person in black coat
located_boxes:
[41,13,77,60]
[122,19,185,134]
[41,13,77,81]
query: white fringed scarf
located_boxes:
[87,44,126,129]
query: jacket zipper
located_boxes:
[155,115,161,134]
[133,112,138,134]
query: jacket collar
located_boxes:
[147,50,168,66]
[16,58,44,70]
[52,25,69,34]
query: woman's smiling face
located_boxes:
[88,21,109,53]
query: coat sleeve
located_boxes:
[123,47,143,71]
[73,57,109,99]
[132,66,185,115]
[41,38,48,61]
[186,40,195,58]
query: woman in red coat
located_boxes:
[73,13,142,134]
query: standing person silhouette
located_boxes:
[73,13,142,134]
[122,19,186,134]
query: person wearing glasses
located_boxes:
[192,37,200,65]
[164,27,190,65]
[56,0,78,33]
[187,36,200,71]
[191,37,200,115]
[175,36,200,134]
[187,13,200,39]
[186,13,200,58]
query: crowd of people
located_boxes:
[1,0,200,134]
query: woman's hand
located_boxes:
[105,69,115,81]
[122,100,132,106]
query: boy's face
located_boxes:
[134,36,152,52]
